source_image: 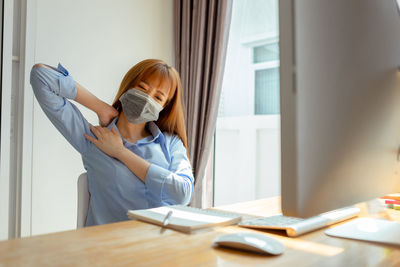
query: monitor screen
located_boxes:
[279,0,400,217]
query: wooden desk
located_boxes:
[1,197,400,266]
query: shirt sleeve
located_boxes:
[145,136,194,205]
[30,63,91,155]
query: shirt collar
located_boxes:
[146,121,162,141]
[108,117,164,145]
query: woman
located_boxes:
[30,59,194,226]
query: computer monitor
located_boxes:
[279,0,400,218]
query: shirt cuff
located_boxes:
[145,163,170,203]
[57,63,77,100]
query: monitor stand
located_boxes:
[325,217,400,246]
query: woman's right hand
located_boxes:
[97,103,119,127]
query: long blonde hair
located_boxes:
[112,59,189,152]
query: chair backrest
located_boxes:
[77,172,90,228]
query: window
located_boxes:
[214,0,280,206]
[253,42,280,115]
[253,43,279,63]
[255,68,280,114]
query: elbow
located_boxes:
[30,63,46,78]
[30,64,45,87]
[173,178,194,206]
[32,63,46,69]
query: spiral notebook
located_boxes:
[127,205,242,233]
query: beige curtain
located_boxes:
[174,0,233,207]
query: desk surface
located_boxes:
[1,197,400,266]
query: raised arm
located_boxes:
[30,63,118,155]
[75,80,119,127]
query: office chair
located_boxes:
[77,172,90,228]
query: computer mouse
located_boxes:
[213,232,285,255]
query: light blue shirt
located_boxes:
[30,63,194,226]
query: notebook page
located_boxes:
[127,205,242,231]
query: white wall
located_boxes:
[31,0,173,235]
[214,116,281,206]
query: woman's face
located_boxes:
[135,75,171,108]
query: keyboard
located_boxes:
[239,206,361,237]
[242,215,304,227]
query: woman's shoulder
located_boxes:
[162,132,184,148]
[162,132,181,142]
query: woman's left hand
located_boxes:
[85,124,125,158]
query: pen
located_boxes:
[162,211,173,226]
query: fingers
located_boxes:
[111,107,119,117]
[89,124,97,135]
[90,124,105,138]
[84,134,98,144]
[89,124,117,139]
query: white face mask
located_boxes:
[119,88,164,124]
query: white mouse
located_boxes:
[213,232,285,255]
